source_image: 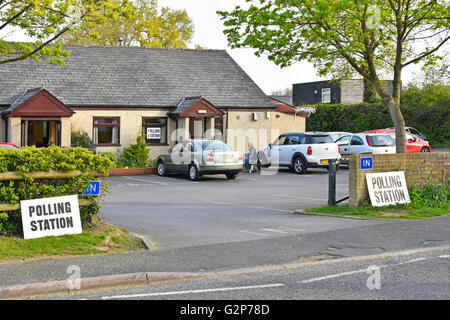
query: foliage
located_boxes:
[0,0,123,65]
[118,134,150,168]
[218,0,450,153]
[71,129,95,149]
[306,183,449,219]
[100,152,118,167]
[306,84,450,146]
[60,0,194,48]
[0,146,114,235]
[409,183,449,208]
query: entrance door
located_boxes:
[189,118,205,139]
[21,120,61,147]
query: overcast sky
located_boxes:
[7,0,422,94]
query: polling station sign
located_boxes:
[366,171,411,207]
[20,195,82,239]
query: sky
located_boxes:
[6,0,423,94]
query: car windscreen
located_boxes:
[0,145,16,149]
[201,141,232,151]
[307,135,334,144]
[368,135,395,147]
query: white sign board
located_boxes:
[147,127,161,140]
[366,171,411,207]
[20,195,82,239]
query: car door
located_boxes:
[349,135,367,154]
[336,135,351,158]
[406,133,421,153]
[270,135,287,166]
[281,135,300,165]
[169,142,188,172]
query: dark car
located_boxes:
[156,139,244,181]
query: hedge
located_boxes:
[306,85,450,146]
[0,147,114,236]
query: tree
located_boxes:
[218,0,449,153]
[0,0,123,65]
[60,0,194,48]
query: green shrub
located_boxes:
[100,152,118,167]
[0,146,114,235]
[409,183,449,208]
[71,129,95,149]
[118,134,151,168]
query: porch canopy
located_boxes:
[168,96,224,140]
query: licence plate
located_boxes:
[321,160,329,165]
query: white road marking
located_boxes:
[300,268,369,284]
[240,230,269,236]
[403,257,428,264]
[438,255,450,258]
[123,176,168,186]
[101,283,285,300]
[261,228,288,234]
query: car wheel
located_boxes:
[292,157,307,174]
[420,147,430,153]
[226,173,237,180]
[157,160,167,176]
[188,164,201,181]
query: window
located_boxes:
[93,117,119,145]
[214,117,224,140]
[286,135,300,145]
[336,135,350,146]
[351,136,364,145]
[308,135,334,144]
[142,117,167,145]
[321,88,331,103]
[368,135,395,147]
[273,136,287,146]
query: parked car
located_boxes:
[363,129,432,153]
[0,142,18,149]
[335,133,396,165]
[156,139,243,181]
[257,132,341,174]
[387,126,427,141]
[326,132,353,142]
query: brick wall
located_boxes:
[349,153,450,206]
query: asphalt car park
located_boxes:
[100,168,383,250]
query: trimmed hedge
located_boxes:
[0,147,114,236]
[306,85,450,146]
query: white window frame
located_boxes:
[321,88,331,103]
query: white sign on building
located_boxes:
[147,127,161,140]
[366,171,411,207]
[20,195,82,239]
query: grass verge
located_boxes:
[305,204,449,219]
[0,222,146,262]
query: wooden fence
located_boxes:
[0,170,103,212]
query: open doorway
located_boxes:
[21,120,61,147]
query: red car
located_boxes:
[0,142,18,149]
[362,129,431,153]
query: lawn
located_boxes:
[0,222,146,261]
[305,203,449,220]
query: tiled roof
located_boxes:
[0,45,275,110]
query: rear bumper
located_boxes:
[198,164,243,175]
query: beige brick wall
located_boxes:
[71,109,175,160]
[349,153,450,206]
[225,110,305,155]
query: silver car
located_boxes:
[335,133,396,165]
[156,139,244,181]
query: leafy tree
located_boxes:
[0,0,123,65]
[61,0,194,48]
[218,0,449,153]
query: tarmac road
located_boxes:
[100,168,384,250]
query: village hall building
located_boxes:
[0,45,305,158]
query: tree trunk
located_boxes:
[371,80,407,153]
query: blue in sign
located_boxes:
[84,181,101,196]
[360,157,373,170]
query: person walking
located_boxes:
[248,142,258,174]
